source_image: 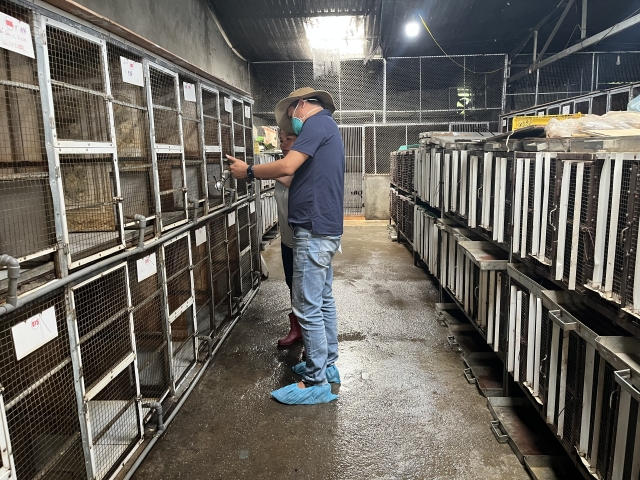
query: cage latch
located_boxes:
[113,196,123,203]
[57,241,69,255]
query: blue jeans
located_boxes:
[292,227,341,385]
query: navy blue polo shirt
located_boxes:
[288,109,345,236]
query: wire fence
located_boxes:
[506,52,640,112]
[251,55,506,176]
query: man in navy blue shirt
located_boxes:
[227,87,345,405]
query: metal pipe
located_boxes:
[510,11,640,82]
[122,286,259,480]
[0,255,20,307]
[142,401,165,433]
[581,0,588,39]
[197,335,214,360]
[0,197,250,317]
[134,214,147,249]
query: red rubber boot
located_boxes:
[278,313,303,347]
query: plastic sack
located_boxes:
[629,94,640,112]
[545,111,640,138]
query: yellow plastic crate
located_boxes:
[512,113,583,130]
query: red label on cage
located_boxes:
[31,316,40,330]
[5,18,13,28]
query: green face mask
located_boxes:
[291,101,321,135]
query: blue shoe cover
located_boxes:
[292,362,341,384]
[271,382,338,405]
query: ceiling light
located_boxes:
[405,21,419,37]
[304,16,366,58]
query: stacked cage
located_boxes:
[0,2,261,479]
[587,151,640,316]
[389,149,415,193]
[415,134,441,209]
[512,152,558,272]
[456,241,508,339]
[414,205,439,276]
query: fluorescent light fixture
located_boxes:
[304,16,366,57]
[405,21,420,37]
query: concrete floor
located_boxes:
[133,221,529,480]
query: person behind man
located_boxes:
[274,129,301,347]
[227,87,345,405]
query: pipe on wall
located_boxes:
[0,255,20,307]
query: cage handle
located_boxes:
[619,226,629,246]
[549,205,558,232]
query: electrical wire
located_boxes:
[418,14,504,74]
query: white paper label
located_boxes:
[120,56,144,87]
[562,105,571,115]
[183,82,196,102]
[136,252,157,282]
[502,119,507,127]
[228,212,236,227]
[244,105,251,118]
[195,226,206,246]
[538,111,545,116]
[249,201,255,213]
[0,13,34,58]
[224,97,232,113]
[12,306,58,361]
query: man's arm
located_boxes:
[275,175,293,188]
[227,150,308,179]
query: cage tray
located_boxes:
[463,352,504,397]
[523,455,583,480]
[448,328,491,355]
[487,397,566,464]
[458,241,509,270]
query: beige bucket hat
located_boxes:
[274,87,336,133]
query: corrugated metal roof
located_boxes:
[207,0,640,62]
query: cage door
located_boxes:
[144,61,187,231]
[0,395,13,480]
[612,370,640,480]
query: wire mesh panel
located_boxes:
[146,63,187,231]
[107,43,156,242]
[226,209,241,309]
[237,204,253,297]
[0,2,55,263]
[160,233,196,387]
[341,125,363,215]
[219,93,235,202]
[250,200,260,286]
[208,214,231,333]
[180,74,205,218]
[190,225,213,336]
[0,289,86,479]
[69,263,142,480]
[45,21,111,145]
[201,87,225,210]
[60,153,123,265]
[127,247,170,406]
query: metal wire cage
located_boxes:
[106,42,156,243]
[0,289,86,479]
[126,247,171,405]
[159,233,196,388]
[0,2,54,266]
[208,214,232,334]
[68,264,143,480]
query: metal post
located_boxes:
[34,12,69,277]
[419,57,422,123]
[581,0,588,39]
[382,58,387,123]
[501,55,509,115]
[533,31,538,62]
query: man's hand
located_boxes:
[227,155,248,179]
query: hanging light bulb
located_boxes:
[405,21,419,37]
[616,55,621,66]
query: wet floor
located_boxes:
[133,221,529,480]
